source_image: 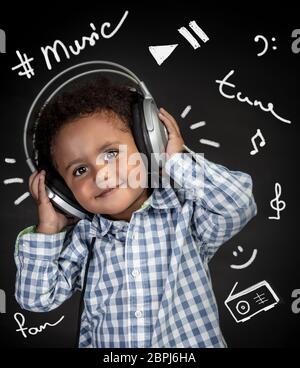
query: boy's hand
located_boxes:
[29,170,78,234]
[158,107,185,161]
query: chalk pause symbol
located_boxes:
[178,21,209,49]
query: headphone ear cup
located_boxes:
[130,93,161,188]
[131,95,152,188]
[44,169,92,219]
[131,93,152,162]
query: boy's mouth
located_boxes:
[95,188,117,198]
[95,183,124,198]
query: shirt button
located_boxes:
[135,310,143,318]
[131,269,140,278]
[132,233,137,240]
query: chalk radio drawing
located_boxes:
[225,281,279,323]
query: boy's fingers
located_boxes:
[29,172,41,200]
[37,172,49,204]
[159,112,179,137]
[159,107,178,125]
[29,171,39,189]
[160,107,175,122]
[159,108,181,135]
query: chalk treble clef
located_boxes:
[269,182,286,220]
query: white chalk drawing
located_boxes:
[250,128,266,155]
[291,289,300,314]
[268,182,286,220]
[180,106,219,147]
[225,281,279,323]
[3,178,24,184]
[11,51,35,79]
[180,105,219,148]
[0,29,6,53]
[216,69,291,124]
[3,158,30,205]
[11,11,129,77]
[14,192,30,205]
[190,121,206,129]
[182,111,219,148]
[4,158,16,163]
[199,139,220,148]
[14,312,65,338]
[181,105,192,118]
[0,289,6,313]
[148,44,178,66]
[255,30,300,55]
[41,11,129,70]
[149,21,209,65]
[178,21,209,49]
[254,35,277,57]
[230,246,258,269]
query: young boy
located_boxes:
[14,78,257,348]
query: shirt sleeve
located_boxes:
[164,145,258,262]
[14,225,38,256]
[14,221,88,312]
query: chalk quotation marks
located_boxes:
[250,128,266,156]
[225,281,279,323]
[230,246,258,270]
[11,10,129,78]
[149,20,209,66]
[254,35,277,57]
[269,182,286,220]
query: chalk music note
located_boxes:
[250,129,266,155]
[269,182,286,220]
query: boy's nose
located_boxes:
[94,166,119,189]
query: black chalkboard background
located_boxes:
[0,4,299,348]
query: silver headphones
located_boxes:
[24,61,169,219]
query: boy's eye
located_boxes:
[103,150,119,162]
[73,166,87,177]
[72,151,119,177]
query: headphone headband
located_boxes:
[24,61,153,172]
[23,60,169,219]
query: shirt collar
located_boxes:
[89,185,181,237]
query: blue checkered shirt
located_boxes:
[14,150,257,348]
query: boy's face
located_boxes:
[51,111,150,222]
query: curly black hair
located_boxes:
[30,77,137,174]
